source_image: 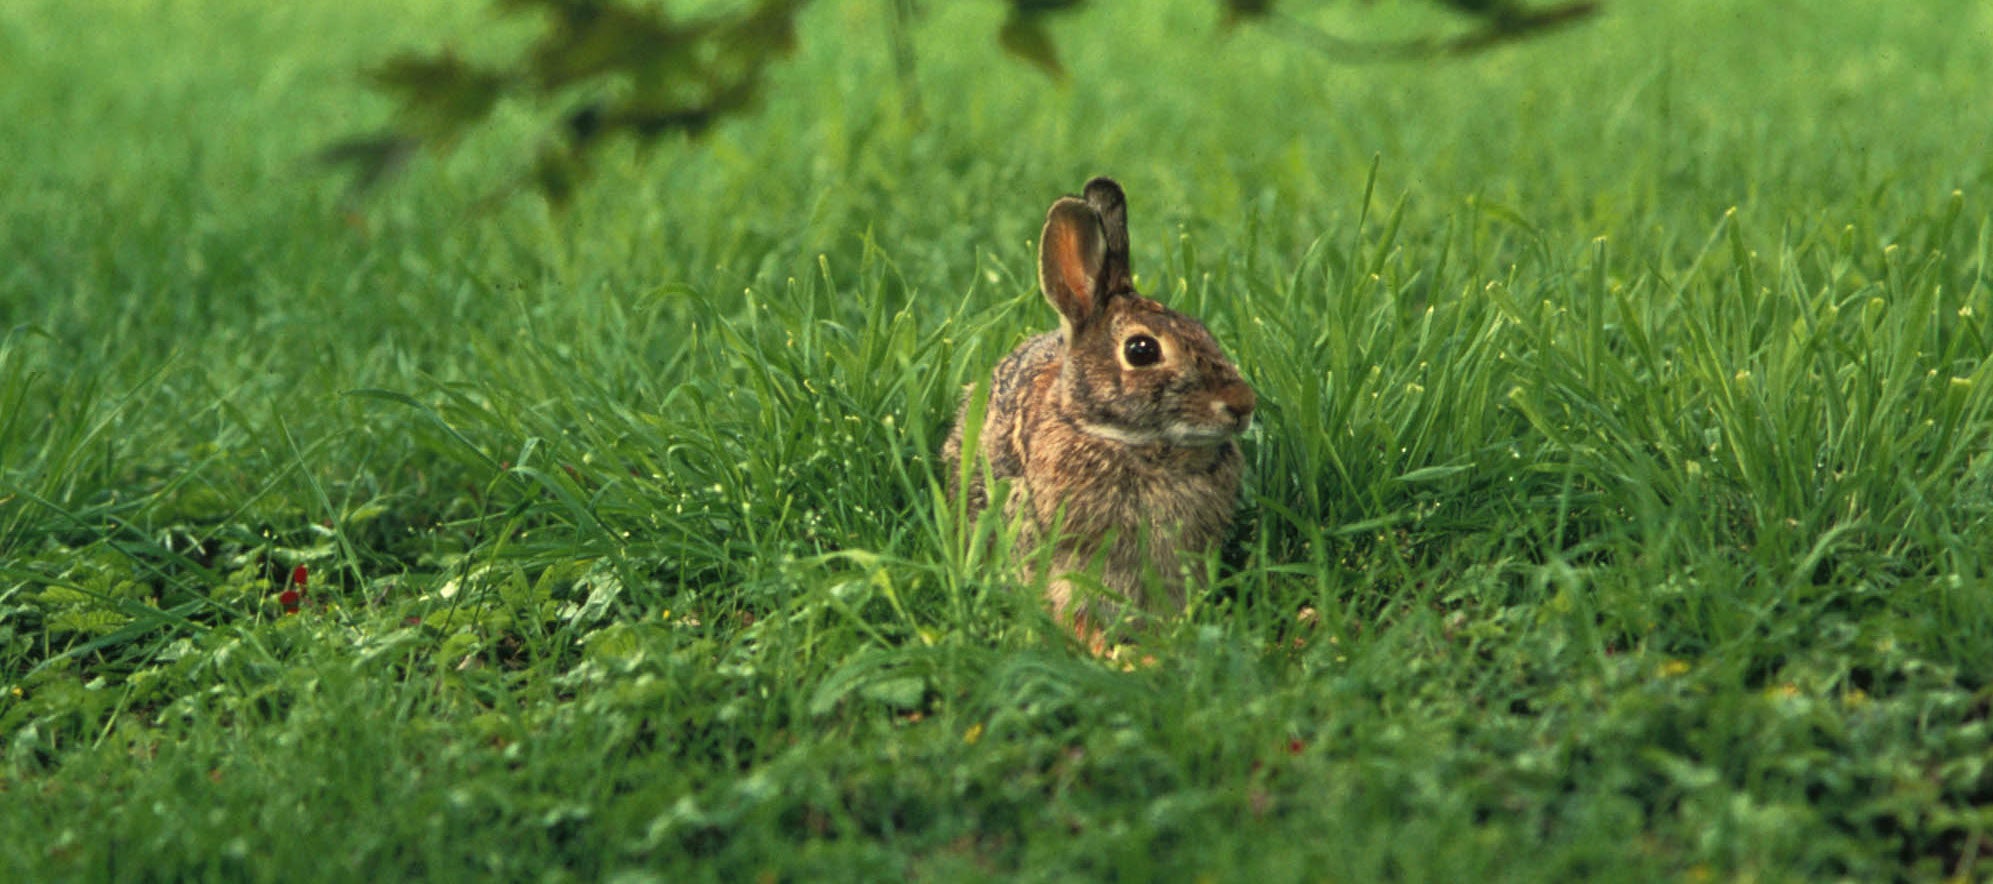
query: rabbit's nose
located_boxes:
[1216,385,1257,426]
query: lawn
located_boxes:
[5,0,1993,879]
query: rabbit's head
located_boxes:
[1038,178,1256,448]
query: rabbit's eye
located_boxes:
[1123,334,1162,367]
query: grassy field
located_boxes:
[5,0,1993,879]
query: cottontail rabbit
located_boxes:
[943,177,1256,635]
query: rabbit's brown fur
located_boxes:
[943,178,1255,630]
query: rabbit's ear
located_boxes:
[1082,177,1133,294]
[1039,198,1109,330]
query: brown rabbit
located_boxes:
[942,177,1256,637]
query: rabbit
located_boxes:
[942,177,1256,639]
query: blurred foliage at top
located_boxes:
[326,0,1598,205]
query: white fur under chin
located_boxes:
[1163,423,1241,447]
[1073,420,1161,446]
[1074,420,1237,448]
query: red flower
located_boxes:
[280,565,308,614]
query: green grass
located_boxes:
[5,0,1993,879]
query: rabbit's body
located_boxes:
[943,178,1254,628]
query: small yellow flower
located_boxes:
[1659,659,1691,678]
[963,723,984,745]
